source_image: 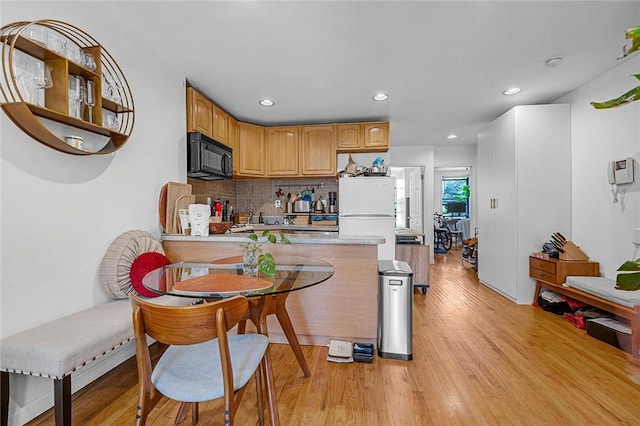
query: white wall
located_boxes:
[1,3,186,423]
[557,54,640,278]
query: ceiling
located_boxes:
[104,1,640,147]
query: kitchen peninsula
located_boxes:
[162,232,384,345]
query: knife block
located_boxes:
[559,241,590,261]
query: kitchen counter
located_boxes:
[162,231,383,346]
[251,224,338,233]
[162,232,381,245]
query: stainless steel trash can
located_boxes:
[377,260,414,360]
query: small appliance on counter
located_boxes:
[189,204,211,236]
[328,191,337,213]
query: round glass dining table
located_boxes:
[142,255,334,426]
[142,255,334,299]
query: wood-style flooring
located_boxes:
[27,248,640,425]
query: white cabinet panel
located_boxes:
[476,104,571,304]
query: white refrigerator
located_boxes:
[338,176,396,260]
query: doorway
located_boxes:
[390,166,424,234]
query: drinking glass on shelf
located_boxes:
[65,43,83,64]
[102,109,119,131]
[85,80,95,123]
[46,31,66,55]
[83,53,97,71]
[68,75,85,119]
[32,62,53,107]
[23,25,47,46]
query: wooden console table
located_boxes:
[529,256,600,305]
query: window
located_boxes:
[442,177,469,217]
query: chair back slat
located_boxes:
[130,294,248,346]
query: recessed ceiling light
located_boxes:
[447,134,458,140]
[373,93,388,101]
[259,99,275,107]
[545,57,563,68]
[502,87,521,96]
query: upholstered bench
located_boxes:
[1,230,192,425]
[563,276,640,358]
[0,295,190,426]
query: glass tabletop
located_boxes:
[142,255,335,299]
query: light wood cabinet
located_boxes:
[213,105,230,145]
[336,124,363,151]
[237,122,265,177]
[363,121,389,150]
[336,121,389,153]
[228,116,239,174]
[186,87,214,138]
[266,126,300,176]
[477,104,571,304]
[300,125,336,176]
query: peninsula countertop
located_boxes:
[161,232,385,245]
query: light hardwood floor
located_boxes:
[28,248,640,425]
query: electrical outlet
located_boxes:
[275,200,281,208]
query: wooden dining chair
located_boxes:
[130,293,270,425]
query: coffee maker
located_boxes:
[328,191,337,213]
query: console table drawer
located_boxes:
[530,257,556,274]
[529,256,599,286]
[530,267,557,284]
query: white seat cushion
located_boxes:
[1,296,194,379]
[0,300,133,379]
[565,276,640,308]
[152,334,269,402]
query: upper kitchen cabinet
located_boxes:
[363,121,389,150]
[228,115,239,174]
[266,126,300,176]
[336,124,362,151]
[213,104,230,145]
[336,121,389,153]
[186,87,214,138]
[301,125,336,176]
[0,20,135,155]
[476,104,570,305]
[237,122,265,177]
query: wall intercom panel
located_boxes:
[608,157,634,185]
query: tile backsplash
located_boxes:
[187,177,338,219]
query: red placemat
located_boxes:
[173,273,272,294]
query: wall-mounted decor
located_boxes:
[0,19,134,154]
[591,26,640,109]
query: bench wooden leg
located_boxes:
[1,372,8,426]
[54,376,71,426]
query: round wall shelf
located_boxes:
[0,19,135,155]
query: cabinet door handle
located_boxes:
[494,197,498,209]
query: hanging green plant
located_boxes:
[591,26,640,109]
[615,258,640,291]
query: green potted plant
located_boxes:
[616,257,640,291]
[239,230,291,276]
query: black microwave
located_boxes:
[187,132,233,180]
